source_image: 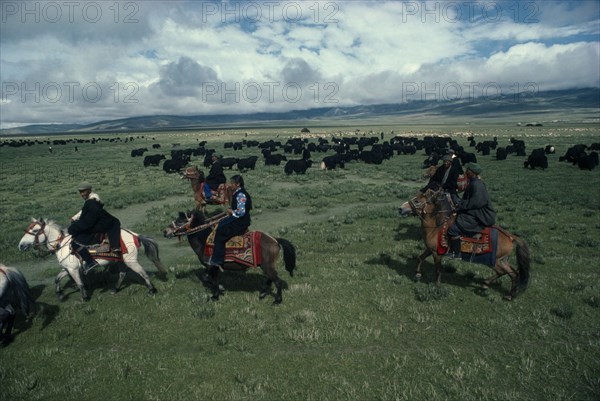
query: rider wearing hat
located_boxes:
[447,163,496,258]
[68,182,122,272]
[421,154,462,204]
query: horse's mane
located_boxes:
[38,218,66,235]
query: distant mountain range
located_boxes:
[2,88,598,136]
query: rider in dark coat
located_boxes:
[203,154,227,200]
[209,175,252,269]
[421,154,462,204]
[447,163,496,257]
[68,182,121,271]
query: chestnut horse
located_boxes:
[163,210,296,304]
[181,166,232,211]
[399,189,530,300]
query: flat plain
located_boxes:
[1,121,599,401]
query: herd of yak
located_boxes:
[1,132,599,173]
[129,134,600,174]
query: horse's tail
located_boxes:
[276,238,296,277]
[138,235,167,274]
[513,236,531,297]
[5,268,35,317]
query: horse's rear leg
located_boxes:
[261,266,283,305]
[111,264,128,295]
[259,278,272,300]
[494,258,518,301]
[123,260,156,295]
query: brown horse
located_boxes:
[399,189,530,300]
[181,166,232,211]
[163,210,296,304]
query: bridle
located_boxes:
[408,190,455,227]
[24,221,65,254]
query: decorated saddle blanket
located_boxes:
[206,184,228,205]
[204,229,262,268]
[438,226,499,267]
[73,230,139,260]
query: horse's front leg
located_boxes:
[69,268,90,301]
[0,306,15,346]
[433,255,443,286]
[55,269,76,301]
[415,249,432,281]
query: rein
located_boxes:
[171,212,227,237]
[409,191,455,228]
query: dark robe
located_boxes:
[422,163,462,195]
[68,199,121,246]
[455,177,496,233]
[205,161,226,190]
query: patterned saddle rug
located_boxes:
[73,230,139,261]
[205,183,229,205]
[204,228,262,268]
[438,226,494,255]
[438,226,500,267]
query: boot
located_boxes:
[78,247,99,274]
[448,237,462,259]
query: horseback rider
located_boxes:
[203,154,226,201]
[208,175,252,270]
[421,154,462,204]
[68,182,122,273]
[447,163,496,258]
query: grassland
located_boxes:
[1,121,599,401]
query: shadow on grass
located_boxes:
[367,252,503,298]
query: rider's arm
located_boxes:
[231,192,247,218]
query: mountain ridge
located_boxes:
[2,88,598,135]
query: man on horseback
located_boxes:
[203,154,226,201]
[447,163,496,258]
[68,182,122,273]
[208,175,252,271]
[421,154,463,204]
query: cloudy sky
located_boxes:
[1,0,599,128]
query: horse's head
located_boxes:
[181,166,204,181]
[398,189,446,218]
[163,211,193,238]
[19,218,47,251]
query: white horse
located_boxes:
[18,218,166,301]
[0,264,35,346]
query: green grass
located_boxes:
[1,121,599,401]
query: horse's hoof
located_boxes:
[110,288,118,295]
[56,292,65,302]
[148,288,157,296]
[475,288,489,297]
[272,298,282,305]
[82,297,90,302]
[210,294,220,302]
[502,295,513,301]
[414,273,422,282]
[259,292,268,300]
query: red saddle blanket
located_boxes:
[438,226,493,255]
[204,229,262,268]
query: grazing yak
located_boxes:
[143,154,165,167]
[524,148,548,170]
[237,156,259,171]
[284,159,313,175]
[577,152,599,171]
[131,148,148,157]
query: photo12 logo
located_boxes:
[1,81,140,104]
[199,1,339,24]
[201,81,339,104]
[400,1,540,23]
[1,1,140,23]
[400,81,539,102]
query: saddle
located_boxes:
[204,228,262,268]
[438,225,493,256]
[72,233,133,259]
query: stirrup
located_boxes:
[82,261,99,275]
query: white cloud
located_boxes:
[0,0,598,127]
